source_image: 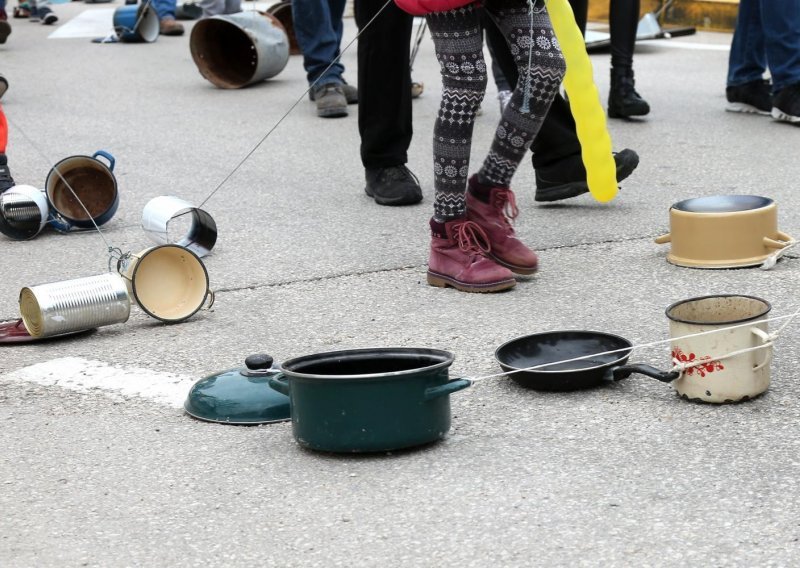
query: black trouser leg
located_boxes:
[355,0,413,169]
[609,0,640,69]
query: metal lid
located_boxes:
[0,318,96,344]
[184,354,291,425]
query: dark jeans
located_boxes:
[354,0,413,169]
[727,0,800,92]
[292,0,347,85]
[485,0,588,167]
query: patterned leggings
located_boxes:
[427,1,566,220]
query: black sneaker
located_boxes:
[772,83,800,124]
[311,83,347,118]
[0,153,16,194]
[726,79,772,115]
[534,149,639,202]
[365,165,423,206]
[0,73,7,100]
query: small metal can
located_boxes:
[141,196,217,258]
[19,273,131,338]
[0,185,49,240]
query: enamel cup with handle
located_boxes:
[666,294,772,403]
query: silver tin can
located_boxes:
[0,185,49,240]
[141,195,217,258]
[19,273,131,338]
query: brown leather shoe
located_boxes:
[159,18,184,36]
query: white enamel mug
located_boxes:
[666,295,772,403]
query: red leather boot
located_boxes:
[466,176,538,274]
[427,217,516,293]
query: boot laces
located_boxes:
[492,188,519,225]
[453,220,492,256]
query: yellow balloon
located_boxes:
[547,0,618,202]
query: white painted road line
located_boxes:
[1,357,197,408]
[647,40,730,51]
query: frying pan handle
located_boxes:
[424,378,472,401]
[611,364,680,383]
[654,233,671,245]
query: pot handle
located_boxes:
[610,363,680,383]
[424,378,472,401]
[751,328,773,371]
[268,373,290,396]
[203,290,215,310]
[763,231,796,250]
[654,233,671,245]
[93,150,116,172]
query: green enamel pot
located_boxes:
[268,347,472,453]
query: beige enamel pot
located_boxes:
[118,244,213,323]
[655,195,794,268]
[666,295,772,403]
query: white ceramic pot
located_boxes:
[666,295,772,403]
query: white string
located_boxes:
[465,306,800,383]
[761,239,798,270]
[197,0,396,208]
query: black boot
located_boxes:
[608,67,650,119]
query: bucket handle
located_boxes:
[424,378,472,401]
[92,150,116,172]
[203,290,215,310]
[751,328,773,371]
[268,373,290,396]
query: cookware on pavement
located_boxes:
[45,151,119,232]
[494,330,678,391]
[655,195,794,268]
[117,244,213,323]
[667,294,772,403]
[185,354,291,424]
[268,347,471,453]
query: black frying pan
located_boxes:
[494,330,679,392]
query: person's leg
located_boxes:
[607,0,649,118]
[355,0,421,205]
[293,0,348,117]
[153,0,184,35]
[425,4,515,293]
[724,0,771,115]
[292,0,345,86]
[465,0,566,274]
[488,0,638,201]
[760,0,800,123]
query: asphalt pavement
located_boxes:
[1,4,799,567]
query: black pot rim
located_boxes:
[280,347,455,380]
[665,294,772,326]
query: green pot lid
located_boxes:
[184,354,291,425]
